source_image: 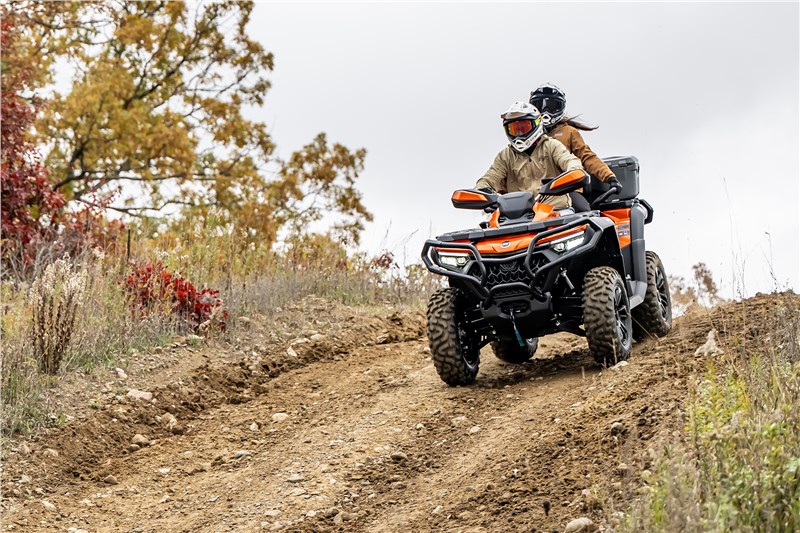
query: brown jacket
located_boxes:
[475,136,583,209]
[547,122,615,182]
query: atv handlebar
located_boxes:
[590,182,623,209]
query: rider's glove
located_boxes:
[478,187,496,195]
[607,177,622,191]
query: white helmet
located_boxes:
[501,101,544,153]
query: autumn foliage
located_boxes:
[1,17,130,277]
[2,1,370,251]
[2,2,377,437]
[1,18,66,271]
[125,260,227,332]
[2,2,371,320]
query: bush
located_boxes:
[0,19,67,279]
[125,259,227,332]
[28,256,88,374]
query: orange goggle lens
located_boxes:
[506,120,534,136]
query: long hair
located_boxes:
[555,115,599,132]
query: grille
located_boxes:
[470,256,547,298]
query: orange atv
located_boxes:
[421,156,672,386]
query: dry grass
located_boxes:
[29,256,88,374]
[1,252,177,435]
[621,293,800,532]
[1,229,439,436]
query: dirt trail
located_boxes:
[3,293,796,532]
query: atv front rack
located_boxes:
[422,216,610,308]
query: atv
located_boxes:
[421,156,672,386]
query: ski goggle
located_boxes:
[505,119,536,137]
[530,96,565,115]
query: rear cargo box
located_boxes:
[601,156,639,200]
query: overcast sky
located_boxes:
[250,2,799,298]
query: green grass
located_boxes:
[621,295,800,533]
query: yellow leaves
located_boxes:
[20,0,370,251]
[116,12,156,49]
[274,133,372,244]
[164,1,186,20]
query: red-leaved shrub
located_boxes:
[1,19,126,280]
[125,260,227,332]
[1,18,66,274]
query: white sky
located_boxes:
[250,1,800,298]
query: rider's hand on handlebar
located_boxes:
[478,187,496,195]
[607,177,622,192]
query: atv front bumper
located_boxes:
[421,216,609,313]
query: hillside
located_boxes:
[1,292,798,532]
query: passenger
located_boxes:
[475,101,584,211]
[529,83,618,197]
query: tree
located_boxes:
[274,133,372,245]
[0,17,66,275]
[7,1,370,247]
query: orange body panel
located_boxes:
[457,225,588,255]
[532,202,554,221]
[433,245,472,257]
[452,190,488,203]
[488,209,501,228]
[476,235,533,254]
[550,169,586,189]
[602,208,632,248]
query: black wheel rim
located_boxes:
[614,284,632,347]
[655,268,670,321]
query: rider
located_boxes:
[475,101,584,210]
[529,83,617,185]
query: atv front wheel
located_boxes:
[491,338,538,364]
[632,251,672,340]
[427,288,480,386]
[583,267,633,367]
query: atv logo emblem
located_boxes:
[500,241,511,248]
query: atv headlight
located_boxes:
[436,250,472,270]
[549,232,585,253]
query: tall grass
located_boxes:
[1,227,439,436]
[622,294,800,532]
[143,228,439,326]
[1,252,176,435]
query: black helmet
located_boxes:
[529,83,566,129]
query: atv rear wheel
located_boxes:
[491,338,538,364]
[583,267,633,367]
[632,251,673,340]
[427,288,480,386]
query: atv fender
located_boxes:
[627,203,648,308]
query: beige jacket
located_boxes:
[475,136,583,209]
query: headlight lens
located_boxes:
[550,231,585,253]
[436,250,472,269]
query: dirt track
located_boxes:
[3,294,795,532]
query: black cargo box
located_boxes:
[601,155,639,200]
